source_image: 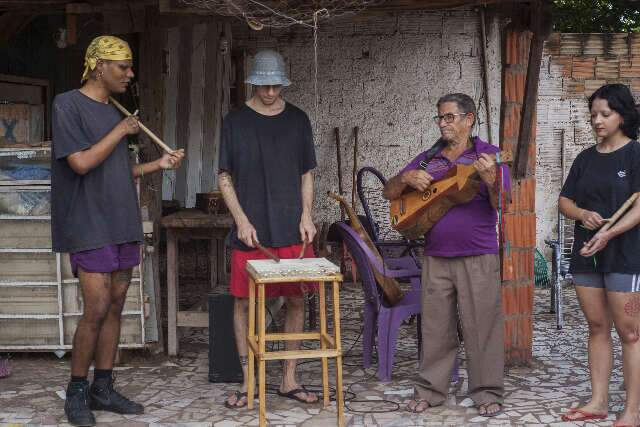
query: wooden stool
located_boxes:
[245,258,344,427]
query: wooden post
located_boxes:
[167,229,178,356]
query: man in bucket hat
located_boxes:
[218,49,319,408]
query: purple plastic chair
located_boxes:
[337,222,422,381]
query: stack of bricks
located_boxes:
[501,28,536,366]
[545,33,640,98]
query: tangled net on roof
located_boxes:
[179,0,386,29]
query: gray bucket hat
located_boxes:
[245,49,291,87]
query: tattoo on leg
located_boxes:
[239,355,248,366]
[624,295,640,317]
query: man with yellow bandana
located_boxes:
[51,36,184,426]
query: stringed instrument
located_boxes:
[328,192,403,306]
[390,150,513,240]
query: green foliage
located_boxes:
[553,0,640,32]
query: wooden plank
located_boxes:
[167,229,178,356]
[515,2,552,178]
[262,348,341,361]
[332,280,345,426]
[160,208,233,229]
[0,318,58,346]
[201,22,220,193]
[174,26,193,207]
[265,332,322,341]
[162,27,180,202]
[184,23,207,208]
[321,332,335,348]
[0,252,56,281]
[319,282,329,407]
[247,336,258,355]
[176,310,208,327]
[258,282,266,426]
[0,219,50,249]
[0,286,58,314]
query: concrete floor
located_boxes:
[0,286,628,426]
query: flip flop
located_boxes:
[478,402,503,417]
[276,386,318,404]
[406,399,431,414]
[224,390,248,409]
[561,408,608,422]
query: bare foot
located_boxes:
[478,402,503,417]
[614,409,640,427]
[406,399,431,413]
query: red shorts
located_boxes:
[230,243,317,298]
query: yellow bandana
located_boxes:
[81,35,132,82]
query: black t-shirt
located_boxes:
[218,102,317,250]
[51,89,143,253]
[560,141,640,273]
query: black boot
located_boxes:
[64,380,96,426]
[89,374,144,415]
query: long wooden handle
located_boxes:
[600,192,640,232]
[108,96,174,154]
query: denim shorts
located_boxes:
[572,273,640,293]
[70,242,140,277]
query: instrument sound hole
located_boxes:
[433,188,437,193]
[421,190,432,201]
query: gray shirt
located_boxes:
[51,89,143,253]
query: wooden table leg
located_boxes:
[247,277,256,410]
[332,281,344,427]
[167,229,178,356]
[258,283,266,427]
[318,281,330,407]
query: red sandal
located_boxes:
[561,408,608,422]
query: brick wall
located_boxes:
[537,33,640,257]
[231,9,502,224]
[501,28,535,365]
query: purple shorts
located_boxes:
[70,243,140,277]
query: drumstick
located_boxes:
[582,192,640,252]
[298,240,308,259]
[598,192,640,233]
[108,96,174,154]
[255,242,280,263]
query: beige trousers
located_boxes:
[414,254,504,406]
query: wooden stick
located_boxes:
[352,126,359,210]
[599,192,640,233]
[108,96,174,154]
[334,127,345,221]
[255,242,280,263]
[298,240,308,259]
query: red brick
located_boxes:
[572,57,596,79]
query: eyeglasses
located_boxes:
[432,113,467,124]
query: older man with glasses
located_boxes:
[383,93,511,417]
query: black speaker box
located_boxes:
[208,293,243,383]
